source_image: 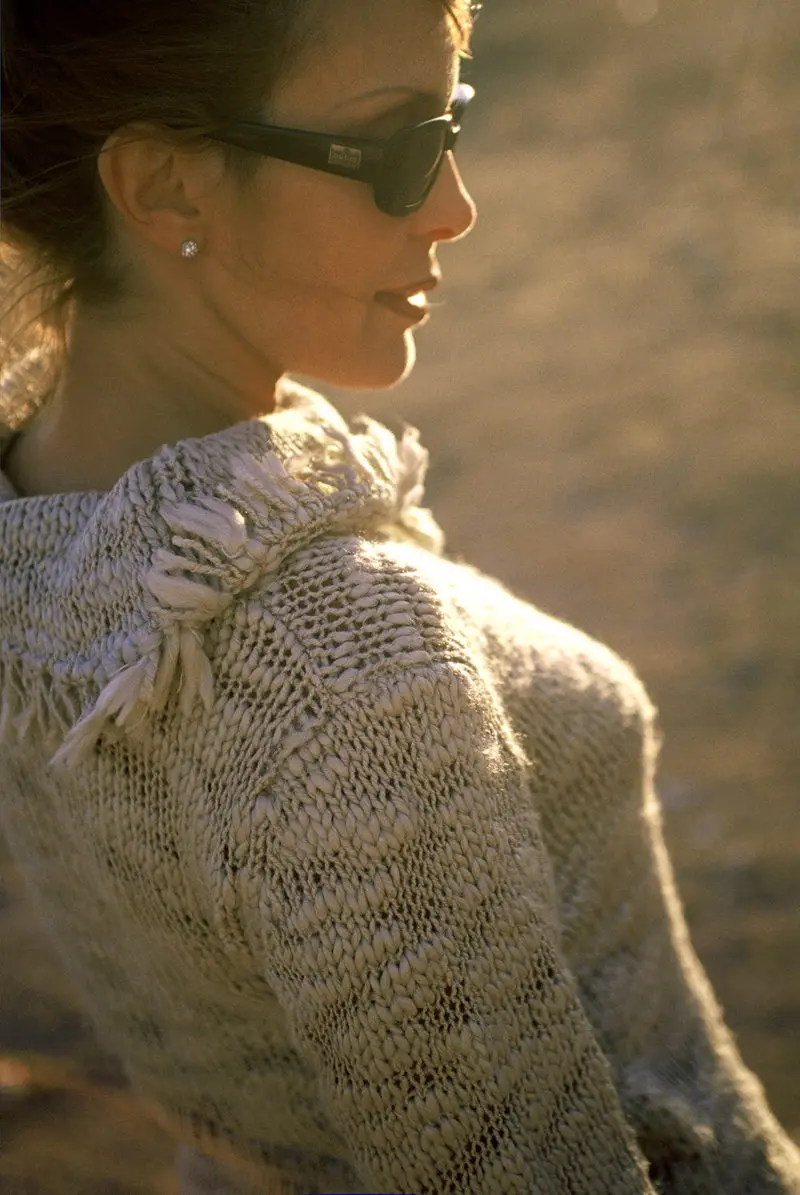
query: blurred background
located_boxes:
[2,0,799,1189]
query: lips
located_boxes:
[377,275,440,300]
[373,275,440,323]
[374,291,429,322]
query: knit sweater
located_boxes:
[0,379,798,1195]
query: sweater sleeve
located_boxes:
[535,666,800,1195]
[237,657,656,1195]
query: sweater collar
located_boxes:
[0,379,443,549]
[0,379,443,769]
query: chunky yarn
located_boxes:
[0,380,798,1194]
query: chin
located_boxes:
[305,330,418,392]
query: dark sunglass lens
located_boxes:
[378,122,448,215]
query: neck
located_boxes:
[5,305,282,497]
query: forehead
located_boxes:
[269,0,461,121]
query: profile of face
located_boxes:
[102,0,477,404]
[221,0,477,391]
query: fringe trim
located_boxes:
[0,658,85,763]
[21,409,443,772]
[350,415,445,556]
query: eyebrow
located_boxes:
[334,86,452,114]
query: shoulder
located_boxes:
[530,608,657,735]
[485,595,664,810]
[413,551,663,779]
[383,547,658,737]
[225,532,482,704]
[497,594,661,777]
[226,532,654,718]
[212,537,659,807]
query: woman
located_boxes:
[0,0,798,1192]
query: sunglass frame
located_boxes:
[206,82,475,217]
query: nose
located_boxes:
[412,150,477,243]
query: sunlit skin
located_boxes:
[7,0,476,497]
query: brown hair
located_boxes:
[0,0,477,432]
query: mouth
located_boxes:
[374,276,439,324]
[373,291,429,323]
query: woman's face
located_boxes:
[203,0,477,392]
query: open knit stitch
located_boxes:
[0,379,798,1195]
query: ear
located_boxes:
[97,125,223,254]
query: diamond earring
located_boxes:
[180,239,199,259]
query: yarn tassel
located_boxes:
[0,668,23,745]
[176,624,215,719]
[161,496,251,558]
[40,415,442,771]
[46,495,243,770]
[12,699,36,743]
[146,566,234,621]
[48,654,155,770]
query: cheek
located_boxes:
[212,169,417,387]
[240,169,394,316]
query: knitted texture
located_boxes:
[0,380,798,1195]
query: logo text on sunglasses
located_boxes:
[328,144,362,170]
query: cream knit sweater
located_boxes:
[0,380,798,1195]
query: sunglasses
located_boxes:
[207,82,475,218]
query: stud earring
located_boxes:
[180,239,199,259]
